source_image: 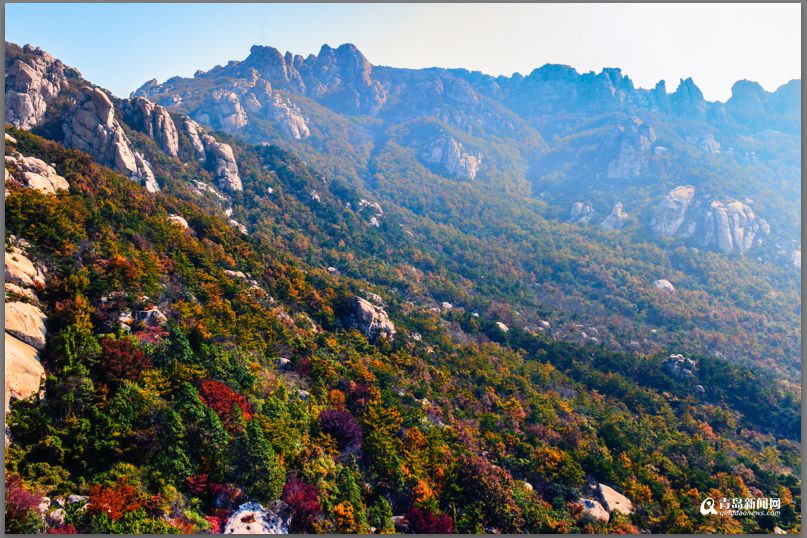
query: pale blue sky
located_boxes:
[5,3,801,101]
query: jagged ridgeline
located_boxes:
[4,41,801,534]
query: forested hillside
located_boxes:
[3,40,801,534]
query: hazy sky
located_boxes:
[5,3,801,101]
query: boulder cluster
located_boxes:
[421,136,482,179]
[651,185,769,254]
[579,482,634,523]
[344,296,396,341]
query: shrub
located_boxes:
[87,479,145,521]
[282,476,322,531]
[199,380,252,430]
[98,336,150,384]
[405,506,455,533]
[318,409,362,451]
[5,474,45,534]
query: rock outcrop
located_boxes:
[651,185,696,238]
[5,301,47,350]
[167,214,189,229]
[602,117,656,179]
[223,501,291,534]
[5,335,45,414]
[5,45,68,129]
[179,116,208,161]
[599,202,629,231]
[345,296,396,341]
[5,247,45,288]
[5,151,69,194]
[172,117,243,192]
[701,199,768,255]
[421,137,482,179]
[63,86,159,192]
[597,483,634,515]
[579,498,610,523]
[121,96,179,156]
[654,279,675,292]
[663,354,696,380]
[4,245,47,428]
[201,134,243,192]
[651,186,770,254]
[570,202,596,224]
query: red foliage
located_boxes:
[209,483,242,509]
[87,479,144,521]
[199,380,252,430]
[346,381,373,414]
[405,506,455,534]
[282,476,321,530]
[5,474,43,525]
[204,515,223,534]
[318,408,362,451]
[132,325,169,346]
[186,473,209,496]
[48,525,78,534]
[99,337,150,384]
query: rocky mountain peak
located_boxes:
[63,86,159,192]
[670,77,706,118]
[5,42,69,129]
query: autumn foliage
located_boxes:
[88,479,145,521]
[199,380,252,429]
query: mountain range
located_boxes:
[3,40,801,534]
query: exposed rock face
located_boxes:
[651,185,696,237]
[264,92,310,140]
[663,354,696,380]
[346,296,396,341]
[133,308,168,327]
[422,137,482,179]
[654,279,675,292]
[179,116,207,161]
[670,78,707,119]
[597,483,634,515]
[357,198,383,227]
[651,186,769,254]
[5,45,68,129]
[602,117,656,179]
[599,202,629,231]
[5,301,47,350]
[121,97,179,156]
[5,248,45,288]
[187,127,243,192]
[5,335,45,414]
[570,202,596,224]
[63,86,159,192]
[4,244,48,424]
[5,151,69,194]
[167,214,189,229]
[495,321,509,333]
[223,501,291,534]
[579,498,609,523]
[701,199,767,255]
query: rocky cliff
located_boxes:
[63,86,159,192]
[601,117,656,179]
[421,136,482,179]
[121,96,179,156]
[651,186,770,254]
[5,44,68,129]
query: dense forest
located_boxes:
[4,129,800,534]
